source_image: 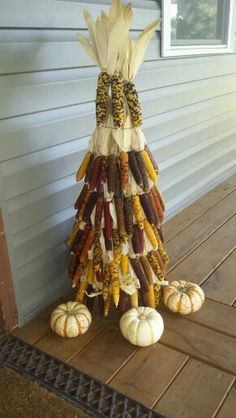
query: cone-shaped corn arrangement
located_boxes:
[68,0,169,317]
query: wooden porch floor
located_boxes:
[13,174,236,418]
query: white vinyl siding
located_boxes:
[0,0,235,324]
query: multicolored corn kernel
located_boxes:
[74,184,88,210]
[135,152,149,191]
[113,229,122,263]
[68,254,79,279]
[107,156,117,194]
[93,233,103,272]
[118,290,129,316]
[151,187,164,222]
[153,282,162,308]
[103,263,111,302]
[96,72,111,127]
[147,251,165,281]
[79,228,96,263]
[111,72,125,128]
[119,151,129,192]
[75,224,92,257]
[110,261,120,307]
[124,196,134,236]
[148,191,160,226]
[143,219,158,249]
[115,196,126,238]
[124,81,143,127]
[72,259,88,288]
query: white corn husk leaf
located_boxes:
[107,13,127,74]
[129,19,160,79]
[109,0,122,27]
[121,37,134,80]
[96,13,108,70]
[112,128,131,152]
[83,10,98,56]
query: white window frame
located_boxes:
[161,0,235,57]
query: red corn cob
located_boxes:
[74,184,88,210]
[95,195,104,231]
[130,257,149,293]
[104,201,113,241]
[124,196,133,236]
[75,224,91,256]
[107,156,117,194]
[114,196,126,238]
[128,151,143,188]
[80,228,96,263]
[89,156,103,191]
[139,193,155,224]
[83,192,97,223]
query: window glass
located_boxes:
[171,0,229,45]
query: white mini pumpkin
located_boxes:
[163,280,205,315]
[50,301,92,338]
[120,307,164,347]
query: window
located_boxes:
[162,0,235,56]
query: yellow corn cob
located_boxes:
[159,245,170,265]
[109,261,120,307]
[113,230,122,264]
[104,293,111,317]
[103,264,111,302]
[152,225,169,265]
[67,221,80,247]
[132,195,144,229]
[143,219,158,249]
[147,251,165,281]
[86,260,94,285]
[130,291,139,308]
[142,149,158,182]
[76,151,92,182]
[75,279,88,303]
[121,255,129,275]
[93,233,103,272]
[153,282,162,308]
[147,285,155,308]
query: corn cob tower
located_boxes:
[67,0,169,317]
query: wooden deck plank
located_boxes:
[34,315,107,362]
[202,251,236,305]
[109,344,188,408]
[68,325,138,383]
[179,299,236,338]
[216,380,236,418]
[166,215,236,285]
[160,311,236,374]
[12,297,65,344]
[166,191,236,270]
[165,173,236,242]
[154,359,234,418]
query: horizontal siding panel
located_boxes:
[2,71,236,119]
[0,0,160,29]
[0,37,160,75]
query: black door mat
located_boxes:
[0,335,165,418]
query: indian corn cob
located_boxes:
[124,81,143,127]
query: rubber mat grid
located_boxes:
[0,335,165,418]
